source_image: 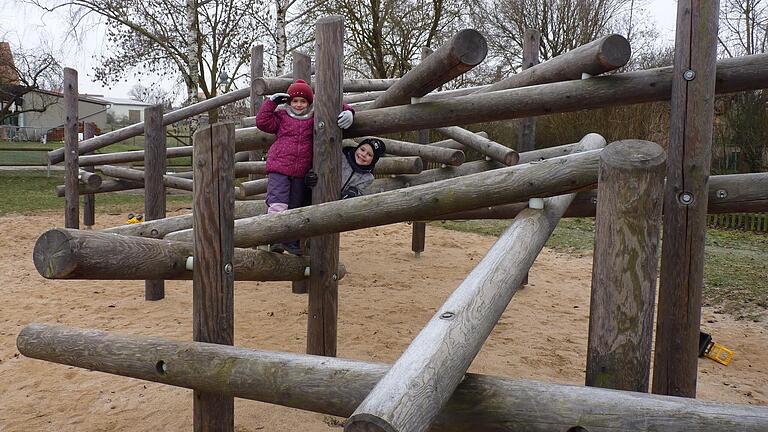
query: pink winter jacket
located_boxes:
[256,99,353,178]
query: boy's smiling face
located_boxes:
[290,96,309,112]
[355,143,375,166]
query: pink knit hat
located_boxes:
[287,79,314,104]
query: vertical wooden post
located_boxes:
[292,50,312,295]
[82,123,96,228]
[144,105,167,301]
[63,68,79,229]
[192,122,235,431]
[249,45,264,182]
[653,0,720,398]
[585,140,666,392]
[411,46,432,257]
[519,28,540,286]
[307,16,343,357]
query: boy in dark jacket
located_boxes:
[305,137,386,198]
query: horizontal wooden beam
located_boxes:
[254,78,399,95]
[32,228,345,281]
[345,53,768,138]
[16,323,768,432]
[350,137,465,166]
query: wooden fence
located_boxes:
[708,213,768,232]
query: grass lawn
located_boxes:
[435,217,768,323]
[0,170,192,216]
[0,139,192,166]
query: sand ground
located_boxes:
[0,212,766,431]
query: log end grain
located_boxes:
[33,228,77,279]
[598,34,632,69]
[452,29,488,66]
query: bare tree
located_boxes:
[320,0,462,78]
[29,0,270,106]
[719,0,768,57]
[128,83,173,106]
[468,0,634,79]
[0,41,62,125]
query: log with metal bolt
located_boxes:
[17,324,768,432]
[344,133,605,432]
[165,142,604,247]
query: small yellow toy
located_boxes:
[699,331,735,366]
[126,213,144,224]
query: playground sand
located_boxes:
[0,212,766,431]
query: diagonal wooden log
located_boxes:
[368,29,487,109]
[254,78,399,94]
[32,228,346,282]
[348,137,465,166]
[344,53,768,138]
[165,147,603,247]
[478,34,630,94]
[435,126,518,165]
[345,134,605,432]
[372,156,424,175]
[18,302,768,429]
[99,165,194,192]
[48,87,252,165]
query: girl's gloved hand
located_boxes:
[337,110,354,129]
[269,93,291,104]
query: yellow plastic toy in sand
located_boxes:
[699,331,735,366]
[126,213,144,224]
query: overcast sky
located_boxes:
[1,0,679,100]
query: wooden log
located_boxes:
[254,78,399,95]
[585,140,666,393]
[31,228,350,281]
[479,34,631,94]
[165,147,603,247]
[48,87,252,165]
[307,15,344,357]
[436,126,518,165]
[344,53,768,138]
[372,156,423,175]
[234,161,266,177]
[369,29,487,109]
[517,28,540,154]
[428,132,488,151]
[144,104,167,301]
[249,45,266,181]
[412,46,432,257]
[18,323,768,432]
[56,178,145,197]
[345,136,604,432]
[100,165,194,192]
[292,51,313,295]
[344,90,385,103]
[353,136,464,166]
[78,169,102,188]
[236,178,269,199]
[63,68,79,229]
[81,123,97,228]
[352,85,491,111]
[192,122,235,430]
[435,173,768,220]
[654,0,720,398]
[102,201,267,238]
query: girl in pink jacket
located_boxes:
[255,79,354,254]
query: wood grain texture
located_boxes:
[653,0,720,398]
[344,134,605,432]
[166,148,604,247]
[17,323,768,432]
[31,228,337,281]
[254,78,398,95]
[100,165,194,192]
[369,29,487,109]
[585,140,666,392]
[63,68,79,229]
[144,104,167,301]
[250,45,264,116]
[191,123,235,431]
[353,136,464,166]
[235,178,268,198]
[308,16,344,357]
[345,53,768,138]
